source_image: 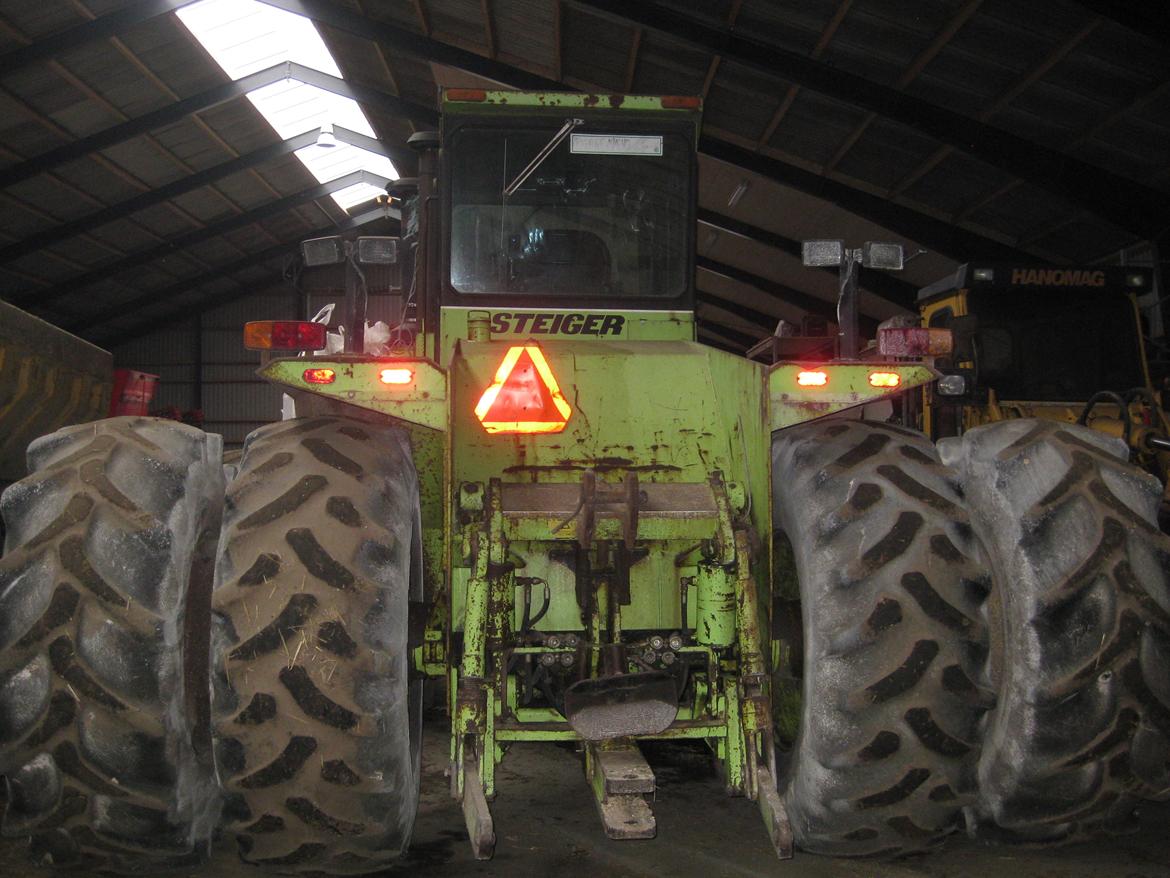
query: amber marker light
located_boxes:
[446,88,487,101]
[244,320,327,351]
[868,372,902,388]
[796,370,829,387]
[379,368,414,385]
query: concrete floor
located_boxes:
[3,719,1170,877]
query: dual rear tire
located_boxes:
[0,418,223,870]
[0,416,421,874]
[773,420,990,855]
[3,414,1169,866]
[211,417,422,874]
[774,419,1170,854]
[942,419,1170,839]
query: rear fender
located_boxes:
[769,362,937,431]
[259,356,448,432]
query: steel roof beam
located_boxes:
[824,0,983,173]
[696,330,745,355]
[83,205,394,343]
[695,288,779,332]
[258,0,556,88]
[892,17,1101,199]
[697,255,880,334]
[0,0,200,74]
[14,169,392,308]
[570,0,1169,240]
[696,207,919,309]
[0,126,390,266]
[697,138,1031,263]
[694,313,758,349]
[757,0,853,148]
[1071,1,1170,45]
[265,0,1040,262]
[0,61,432,191]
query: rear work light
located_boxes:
[379,368,414,385]
[868,372,902,388]
[302,367,335,385]
[244,321,327,351]
[796,370,829,387]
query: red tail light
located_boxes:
[244,321,327,351]
[302,367,335,385]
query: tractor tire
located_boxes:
[939,419,1170,841]
[211,417,422,874]
[0,417,224,869]
[772,420,991,856]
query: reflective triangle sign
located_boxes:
[474,345,572,434]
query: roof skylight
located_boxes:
[177,0,397,210]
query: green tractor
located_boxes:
[2,91,1169,873]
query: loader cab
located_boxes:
[919,264,1153,437]
[436,91,701,358]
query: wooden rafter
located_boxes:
[481,0,496,58]
[757,0,852,149]
[624,27,642,93]
[823,0,982,172]
[957,75,1170,220]
[412,0,431,36]
[892,15,1102,197]
[552,0,563,81]
[699,0,741,99]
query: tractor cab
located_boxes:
[435,90,701,356]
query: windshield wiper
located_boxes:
[503,118,584,198]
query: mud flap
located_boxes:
[564,672,678,740]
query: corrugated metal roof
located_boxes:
[176,0,397,208]
[0,0,1164,359]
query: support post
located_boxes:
[586,740,656,839]
[732,528,793,858]
[462,754,496,860]
[838,247,860,360]
[756,766,794,859]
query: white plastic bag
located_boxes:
[364,320,392,355]
[281,306,393,420]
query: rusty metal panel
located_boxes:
[500,482,717,518]
[0,300,112,483]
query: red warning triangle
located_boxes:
[474,345,572,434]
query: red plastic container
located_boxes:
[108,369,159,416]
